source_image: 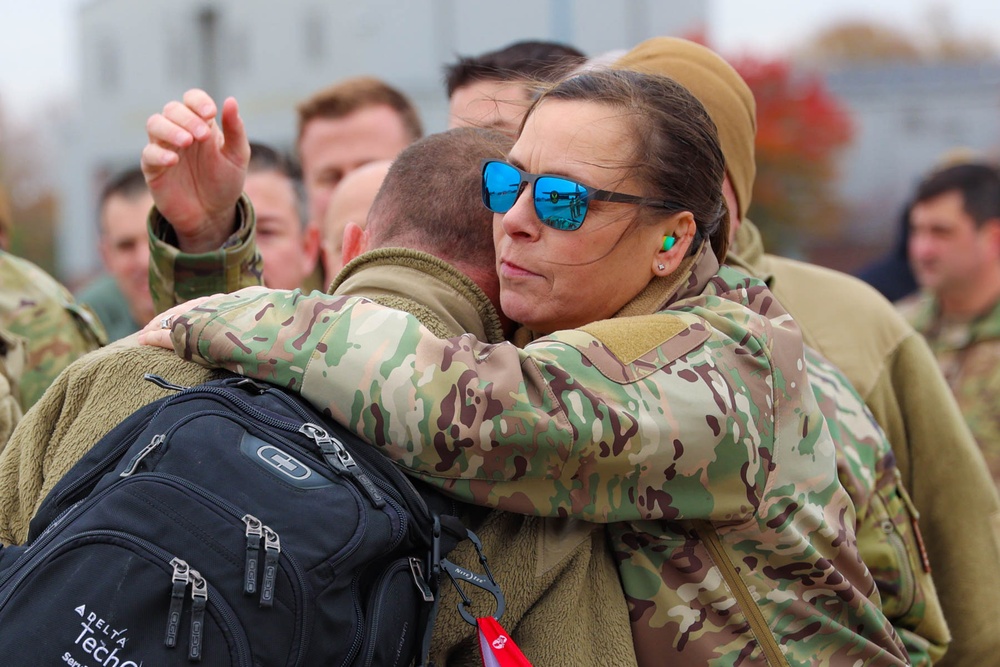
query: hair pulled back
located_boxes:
[522,69,729,260]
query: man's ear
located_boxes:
[982,218,1000,258]
[341,222,369,266]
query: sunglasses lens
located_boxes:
[482,161,521,213]
[533,176,587,231]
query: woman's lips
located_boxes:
[500,259,539,279]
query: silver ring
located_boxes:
[160,315,174,330]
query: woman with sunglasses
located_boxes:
[144,69,906,665]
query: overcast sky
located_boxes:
[2,0,1000,123]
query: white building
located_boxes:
[62,0,707,284]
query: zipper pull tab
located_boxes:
[164,557,189,648]
[120,434,165,477]
[300,423,385,508]
[260,525,280,608]
[242,514,263,595]
[409,557,435,603]
[188,568,208,662]
[144,373,190,392]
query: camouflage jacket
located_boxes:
[734,220,1000,667]
[806,347,942,665]
[0,250,106,412]
[148,195,264,314]
[171,244,908,666]
[899,293,1000,490]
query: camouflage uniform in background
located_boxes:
[806,346,944,665]
[168,243,909,666]
[899,294,1000,491]
[0,250,106,414]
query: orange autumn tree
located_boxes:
[727,55,854,255]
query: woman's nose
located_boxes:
[500,184,541,239]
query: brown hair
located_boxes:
[366,127,511,270]
[295,77,423,147]
[914,162,1000,227]
[445,40,586,97]
[523,69,729,261]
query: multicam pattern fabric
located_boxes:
[900,293,1000,492]
[148,195,264,314]
[0,250,106,412]
[807,347,942,666]
[171,245,907,666]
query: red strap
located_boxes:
[476,617,533,667]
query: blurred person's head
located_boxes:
[296,77,422,227]
[244,142,318,290]
[446,40,586,135]
[908,162,1000,312]
[320,160,392,282]
[615,37,757,255]
[0,184,11,251]
[98,167,155,325]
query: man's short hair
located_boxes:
[99,166,147,209]
[366,128,511,270]
[914,162,1000,227]
[247,141,308,230]
[96,166,149,234]
[445,40,587,98]
[295,77,423,147]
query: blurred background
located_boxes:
[2,0,999,289]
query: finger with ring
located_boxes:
[160,315,174,330]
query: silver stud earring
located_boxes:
[657,263,665,271]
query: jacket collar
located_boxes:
[331,248,506,344]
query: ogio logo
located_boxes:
[240,433,333,489]
[256,445,312,481]
[492,635,508,650]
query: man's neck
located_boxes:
[938,272,1000,321]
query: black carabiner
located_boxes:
[440,529,506,626]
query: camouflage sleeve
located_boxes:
[0,252,106,411]
[173,287,788,523]
[148,194,264,312]
[806,347,948,666]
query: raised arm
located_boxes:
[142,90,263,310]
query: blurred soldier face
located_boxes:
[298,105,411,229]
[100,191,155,324]
[320,161,390,280]
[909,190,1000,298]
[448,80,532,137]
[244,170,317,290]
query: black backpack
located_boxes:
[0,375,500,666]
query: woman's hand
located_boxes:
[137,296,216,350]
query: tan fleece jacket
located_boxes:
[732,220,1000,667]
[0,249,636,667]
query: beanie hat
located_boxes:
[615,38,757,238]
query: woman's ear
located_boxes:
[652,212,695,276]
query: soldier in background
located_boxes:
[78,167,156,340]
[446,40,586,136]
[899,161,1000,490]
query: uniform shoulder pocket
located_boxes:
[568,313,711,384]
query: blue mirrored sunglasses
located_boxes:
[481,159,679,231]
